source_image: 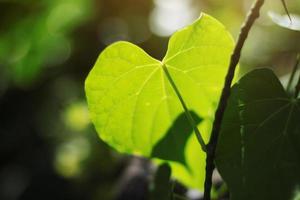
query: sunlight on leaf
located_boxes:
[85,13,234,190]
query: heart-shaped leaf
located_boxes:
[216,69,300,200]
[85,13,234,189]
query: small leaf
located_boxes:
[269,11,300,31]
[85,13,234,189]
[216,68,300,200]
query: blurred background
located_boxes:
[0,0,299,200]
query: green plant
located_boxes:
[85,0,300,199]
[0,0,92,87]
[86,13,234,190]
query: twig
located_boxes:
[281,0,292,22]
[203,0,265,199]
[286,53,300,92]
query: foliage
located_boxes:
[216,69,300,200]
[85,2,300,199]
[0,0,91,87]
[2,0,300,200]
[85,13,234,190]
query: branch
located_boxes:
[203,1,265,199]
[281,0,292,22]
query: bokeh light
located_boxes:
[149,0,199,37]
[54,138,91,178]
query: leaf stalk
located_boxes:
[162,64,207,152]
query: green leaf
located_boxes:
[269,11,300,31]
[85,13,234,189]
[216,68,300,200]
[0,0,92,87]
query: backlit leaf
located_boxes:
[85,13,234,189]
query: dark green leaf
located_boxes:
[216,68,300,200]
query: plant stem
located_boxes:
[162,64,207,152]
[286,53,300,92]
[203,1,265,199]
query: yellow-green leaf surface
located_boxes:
[85,13,234,189]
